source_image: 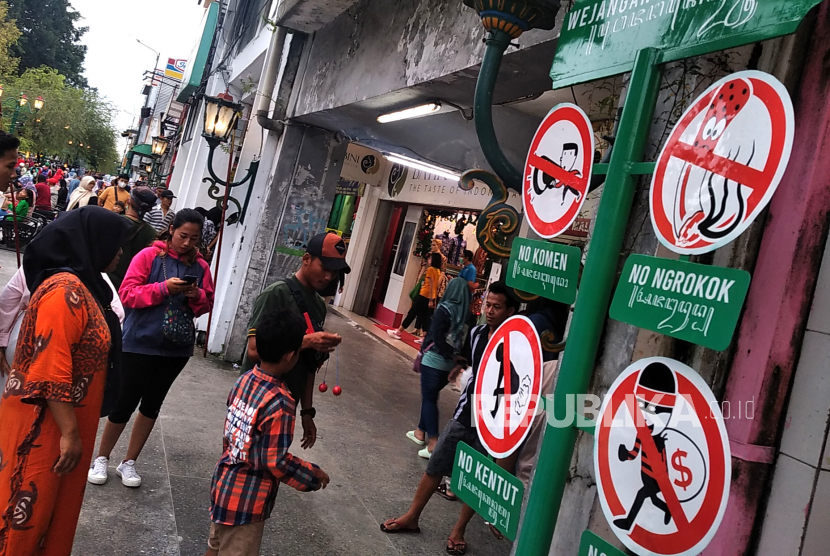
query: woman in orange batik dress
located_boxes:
[0,206,131,556]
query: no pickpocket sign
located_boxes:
[595,357,731,556]
[650,70,794,254]
[474,316,543,458]
[523,103,594,239]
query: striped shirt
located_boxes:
[210,367,324,525]
[453,324,489,427]
[143,206,175,233]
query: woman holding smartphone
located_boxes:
[87,209,215,488]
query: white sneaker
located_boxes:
[386,329,402,340]
[87,456,109,485]
[116,460,142,488]
[418,447,432,460]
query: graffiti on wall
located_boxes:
[282,197,331,250]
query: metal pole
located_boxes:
[203,131,236,357]
[513,48,661,556]
[474,30,523,192]
[9,186,20,267]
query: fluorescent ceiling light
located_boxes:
[377,102,441,123]
[385,154,460,181]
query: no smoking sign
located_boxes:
[595,357,731,556]
[650,70,794,254]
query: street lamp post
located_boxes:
[146,135,175,188]
[200,92,259,355]
[0,87,44,134]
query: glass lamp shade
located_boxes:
[18,94,26,107]
[0,85,4,98]
[151,135,169,156]
[202,93,242,144]
[33,97,44,111]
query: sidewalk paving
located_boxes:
[71,310,512,556]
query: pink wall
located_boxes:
[708,5,830,554]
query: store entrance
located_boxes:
[368,206,490,328]
[369,203,405,324]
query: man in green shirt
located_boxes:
[242,232,348,449]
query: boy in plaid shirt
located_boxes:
[206,311,330,555]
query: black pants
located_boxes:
[402,294,432,332]
[107,352,190,423]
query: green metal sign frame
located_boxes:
[610,254,751,350]
[515,1,817,551]
[551,0,822,88]
[506,237,581,304]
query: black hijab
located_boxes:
[23,205,132,416]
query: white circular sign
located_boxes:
[474,316,543,458]
[594,357,731,556]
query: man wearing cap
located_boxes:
[144,189,177,233]
[108,186,159,289]
[98,173,132,212]
[241,232,348,450]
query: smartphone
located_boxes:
[182,274,198,285]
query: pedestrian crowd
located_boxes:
[0,131,569,556]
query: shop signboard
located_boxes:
[451,441,524,540]
[523,103,594,239]
[566,217,592,238]
[650,71,794,254]
[609,254,750,351]
[475,316,543,458]
[382,162,523,211]
[335,178,361,196]
[578,530,626,556]
[340,143,385,187]
[507,237,580,305]
[595,357,731,556]
[551,0,822,88]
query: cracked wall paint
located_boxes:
[293,0,560,117]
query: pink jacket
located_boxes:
[119,241,214,317]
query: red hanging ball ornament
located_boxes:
[332,385,342,396]
[318,382,328,393]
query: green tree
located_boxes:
[3,67,118,173]
[6,0,87,87]
[0,2,19,75]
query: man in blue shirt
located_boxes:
[458,249,478,292]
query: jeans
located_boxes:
[418,363,450,438]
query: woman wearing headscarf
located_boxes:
[408,277,471,458]
[66,175,96,211]
[0,206,131,555]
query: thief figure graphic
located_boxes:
[531,142,582,205]
[490,343,521,419]
[613,362,676,531]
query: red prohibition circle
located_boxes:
[596,372,728,555]
[474,316,542,457]
[650,74,791,254]
[523,104,593,239]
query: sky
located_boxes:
[70,0,207,155]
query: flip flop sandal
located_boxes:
[406,430,426,446]
[380,520,421,534]
[446,539,467,555]
[436,482,458,501]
